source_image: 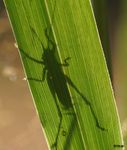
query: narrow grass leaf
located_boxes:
[4,0,123,149]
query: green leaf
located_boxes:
[4,0,123,149]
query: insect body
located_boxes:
[23,28,73,110]
[41,35,73,109]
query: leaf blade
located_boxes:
[4,0,123,149]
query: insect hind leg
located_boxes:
[66,76,107,131]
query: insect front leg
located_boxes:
[27,77,43,82]
[26,68,47,83]
[20,48,43,64]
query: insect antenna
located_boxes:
[45,0,57,44]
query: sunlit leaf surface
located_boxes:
[4,0,123,149]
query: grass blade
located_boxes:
[4,0,123,149]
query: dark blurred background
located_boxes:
[0,0,127,149]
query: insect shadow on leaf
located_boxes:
[20,25,107,149]
[20,1,108,147]
[20,27,76,149]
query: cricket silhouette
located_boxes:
[21,2,106,148]
[20,1,124,149]
[20,26,107,149]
